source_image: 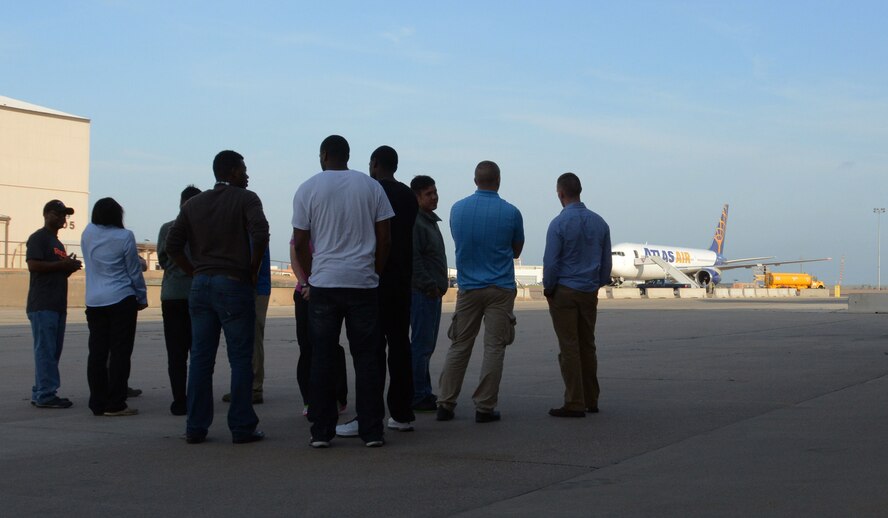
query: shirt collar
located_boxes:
[474,189,500,198]
[420,209,441,222]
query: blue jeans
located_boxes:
[308,287,384,442]
[28,310,66,403]
[186,274,258,440]
[410,290,442,405]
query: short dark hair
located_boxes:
[410,175,436,193]
[180,185,201,205]
[371,145,398,173]
[474,160,500,188]
[213,150,244,181]
[320,135,350,161]
[557,172,582,197]
[91,197,124,228]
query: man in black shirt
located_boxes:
[26,200,82,409]
[166,150,270,444]
[336,145,419,437]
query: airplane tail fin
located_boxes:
[708,204,729,255]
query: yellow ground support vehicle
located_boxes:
[765,272,825,289]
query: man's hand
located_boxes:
[64,257,82,275]
[137,302,149,311]
[301,285,310,301]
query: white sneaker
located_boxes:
[387,418,414,431]
[335,418,360,437]
[310,437,331,448]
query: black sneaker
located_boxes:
[127,387,142,398]
[412,395,438,412]
[35,396,73,409]
[475,410,501,423]
[185,434,206,444]
[232,430,265,444]
[170,401,187,416]
[436,406,454,421]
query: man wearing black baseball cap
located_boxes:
[26,199,82,408]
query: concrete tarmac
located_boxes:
[1,298,886,517]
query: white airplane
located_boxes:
[609,204,830,287]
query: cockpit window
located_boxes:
[611,251,625,256]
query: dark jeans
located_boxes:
[86,296,138,414]
[294,290,347,407]
[187,274,258,440]
[378,284,415,422]
[161,299,191,406]
[410,290,442,404]
[308,287,383,442]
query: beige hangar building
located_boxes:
[0,95,90,268]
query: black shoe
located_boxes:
[549,407,586,418]
[436,406,454,421]
[170,401,187,416]
[586,406,600,414]
[233,430,265,444]
[475,410,501,423]
[412,395,438,412]
[34,396,73,409]
[127,387,142,398]
[185,434,206,444]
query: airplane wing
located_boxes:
[720,256,774,264]
[714,257,832,271]
[674,257,831,274]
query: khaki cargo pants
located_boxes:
[437,286,517,413]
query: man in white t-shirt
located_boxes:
[292,135,394,448]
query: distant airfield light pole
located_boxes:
[875,208,886,290]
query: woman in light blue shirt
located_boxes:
[81,198,147,417]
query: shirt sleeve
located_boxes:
[291,186,311,231]
[166,210,188,257]
[512,207,525,244]
[599,225,613,287]
[124,231,148,305]
[412,221,435,292]
[157,222,170,270]
[375,184,395,222]
[26,232,48,261]
[245,191,270,251]
[542,218,561,291]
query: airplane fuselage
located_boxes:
[610,242,719,282]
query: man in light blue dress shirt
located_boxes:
[543,173,611,418]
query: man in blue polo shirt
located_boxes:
[543,173,611,418]
[437,160,524,423]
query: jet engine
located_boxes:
[695,269,721,286]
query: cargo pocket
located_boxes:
[503,313,517,346]
[447,313,459,341]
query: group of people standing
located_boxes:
[24,134,612,449]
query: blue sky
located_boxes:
[3,1,886,284]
